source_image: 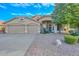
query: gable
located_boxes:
[5,16,40,25]
[32,15,42,22]
[38,16,53,23]
[5,17,31,25]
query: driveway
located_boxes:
[1,33,79,56]
[0,34,36,56]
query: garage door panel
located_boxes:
[27,25,40,33]
[7,25,40,33]
[8,25,25,33]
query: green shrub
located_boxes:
[64,35,78,44]
[69,31,79,36]
[70,32,78,36]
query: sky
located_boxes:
[0,3,55,21]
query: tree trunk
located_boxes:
[57,24,62,33]
[77,24,79,32]
[77,27,79,32]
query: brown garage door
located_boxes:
[7,25,25,33]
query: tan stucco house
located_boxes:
[5,16,40,33]
[4,15,65,34]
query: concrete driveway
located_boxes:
[2,33,78,56]
[0,34,35,56]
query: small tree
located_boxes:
[52,4,68,33]
[52,3,79,32]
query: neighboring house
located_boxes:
[4,15,65,34]
[0,21,5,33]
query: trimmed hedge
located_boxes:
[64,35,78,44]
[70,32,79,36]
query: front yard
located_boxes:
[0,33,79,56]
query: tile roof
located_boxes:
[5,16,40,25]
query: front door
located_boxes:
[41,20,52,33]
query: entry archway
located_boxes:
[40,20,53,33]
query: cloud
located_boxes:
[45,12,52,15]
[11,12,34,16]
[11,13,26,15]
[51,4,55,6]
[11,13,18,15]
[11,3,33,8]
[25,13,34,16]
[41,3,55,7]
[0,4,7,9]
[37,11,52,15]
[33,4,41,8]
[33,3,55,9]
[10,3,55,8]
[11,3,41,8]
